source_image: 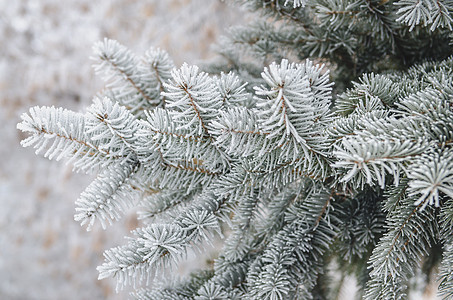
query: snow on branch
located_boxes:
[75,160,142,230]
[93,39,174,115]
[18,106,117,173]
[395,0,453,31]
[163,64,222,136]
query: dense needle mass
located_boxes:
[17,1,453,299]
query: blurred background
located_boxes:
[0,1,241,299]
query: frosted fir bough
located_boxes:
[92,38,174,116]
[18,36,453,298]
[17,0,453,298]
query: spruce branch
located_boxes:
[93,39,173,115]
[247,188,338,299]
[138,189,199,222]
[210,107,271,157]
[336,73,399,115]
[163,64,222,136]
[140,47,175,107]
[438,201,453,298]
[86,97,140,155]
[407,149,453,208]
[395,0,453,31]
[215,72,252,108]
[17,106,118,173]
[255,59,318,147]
[74,160,142,230]
[334,136,428,188]
[98,192,226,290]
[97,224,189,290]
[137,108,230,173]
[365,196,439,299]
[16,24,453,298]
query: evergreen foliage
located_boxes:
[17,1,453,298]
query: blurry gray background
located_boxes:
[0,1,240,299]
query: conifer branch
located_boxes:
[17,106,119,172]
[16,20,453,297]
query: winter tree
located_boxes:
[17,0,453,299]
